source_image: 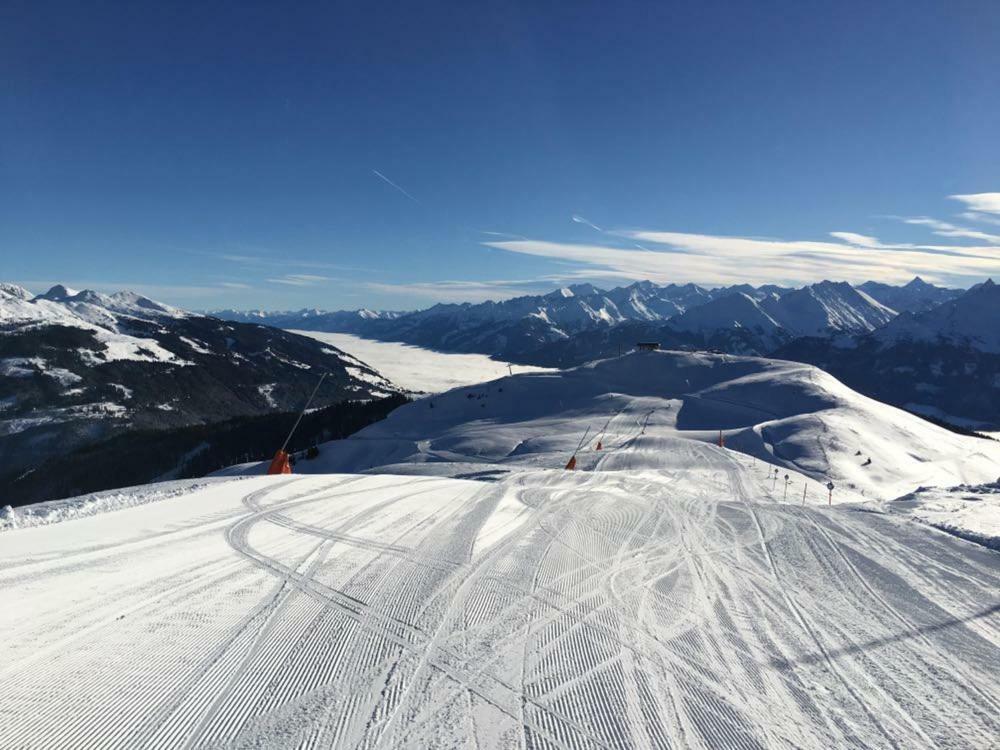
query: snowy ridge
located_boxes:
[668,292,786,349]
[858,276,962,313]
[876,279,1000,352]
[210,277,970,365]
[761,280,896,336]
[1,283,192,365]
[233,350,1000,503]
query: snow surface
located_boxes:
[888,482,1000,550]
[290,330,555,393]
[4,468,999,746]
[4,350,1000,748]
[245,350,1000,503]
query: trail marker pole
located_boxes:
[783,474,789,501]
[507,363,513,376]
[827,481,835,506]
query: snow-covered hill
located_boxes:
[230,350,1000,503]
[1,284,398,481]
[3,349,999,748]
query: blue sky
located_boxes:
[3,1,1000,310]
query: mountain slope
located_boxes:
[257,350,1000,500]
[761,280,896,336]
[1,284,399,476]
[858,276,961,313]
[668,292,789,352]
[875,279,1000,352]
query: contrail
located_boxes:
[480,230,529,240]
[372,169,421,204]
[572,214,603,232]
[574,213,652,251]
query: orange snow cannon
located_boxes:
[267,450,292,475]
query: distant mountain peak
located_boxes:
[37,284,80,301]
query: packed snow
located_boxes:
[3,350,999,748]
[243,350,1000,503]
[290,330,555,393]
[888,482,1000,550]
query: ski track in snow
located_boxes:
[3,410,999,749]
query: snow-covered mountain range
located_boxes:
[0,284,398,481]
[776,279,1000,425]
[212,276,999,426]
[875,279,1000,352]
[213,277,947,360]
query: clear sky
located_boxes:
[3,1,1000,310]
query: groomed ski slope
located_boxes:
[3,351,1000,748]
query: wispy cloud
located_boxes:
[950,193,1000,216]
[958,212,1000,226]
[898,216,1000,244]
[266,274,334,287]
[483,225,1000,288]
[212,251,371,273]
[371,169,421,204]
[367,278,564,302]
[828,232,884,248]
